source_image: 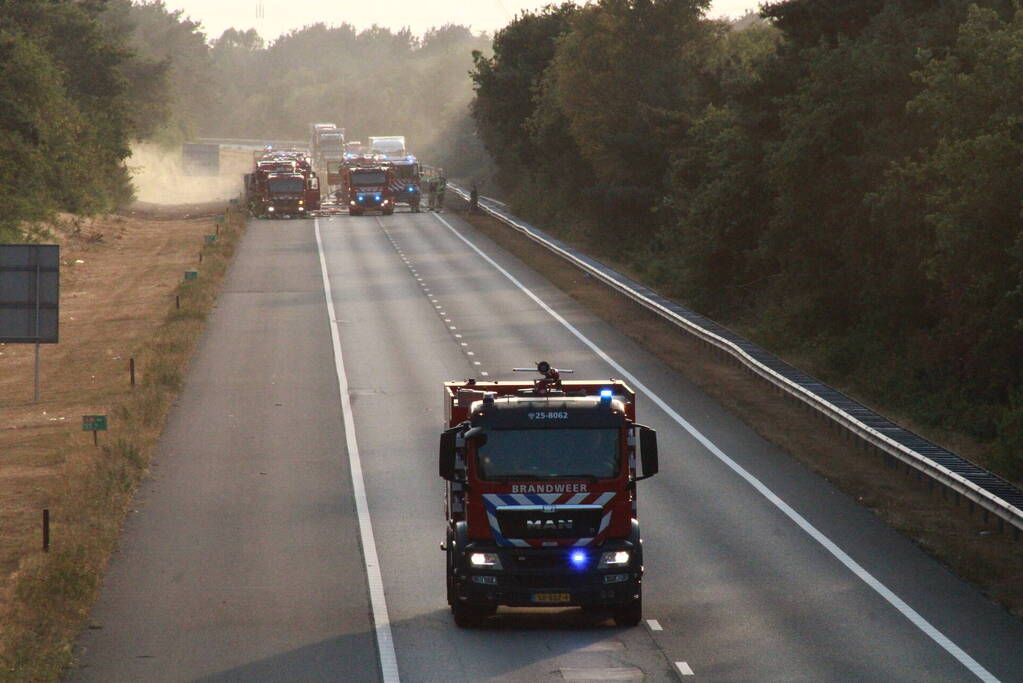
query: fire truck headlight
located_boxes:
[298,207,304,212]
[469,552,502,570]
[267,206,275,212]
[298,199,304,205]
[598,550,630,568]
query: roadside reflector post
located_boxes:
[129,357,135,387]
[198,251,203,263]
[83,415,107,447]
[42,509,49,552]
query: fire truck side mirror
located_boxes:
[637,425,659,480]
[439,428,459,480]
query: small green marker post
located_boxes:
[83,415,108,446]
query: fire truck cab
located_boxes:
[345,164,396,216]
[439,362,658,627]
[390,156,422,212]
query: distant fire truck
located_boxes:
[244,150,321,218]
[439,362,659,627]
[341,155,396,216]
[389,155,422,212]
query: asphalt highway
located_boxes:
[70,208,1023,682]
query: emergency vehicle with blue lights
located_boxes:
[439,362,659,627]
[341,157,396,216]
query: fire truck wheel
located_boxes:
[349,209,363,216]
[383,208,394,216]
[452,602,495,628]
[612,596,642,627]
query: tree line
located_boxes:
[470,0,1023,481]
[1,0,490,240]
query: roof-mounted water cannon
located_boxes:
[512,360,574,395]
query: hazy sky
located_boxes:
[166,1,766,42]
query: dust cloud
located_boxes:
[128,143,250,204]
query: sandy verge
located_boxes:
[0,207,219,622]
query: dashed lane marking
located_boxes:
[646,619,662,631]
[376,218,488,379]
[675,662,694,676]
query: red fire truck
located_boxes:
[245,151,321,218]
[342,160,396,216]
[439,362,659,627]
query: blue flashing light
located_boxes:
[374,193,382,202]
[570,550,587,568]
[599,388,613,403]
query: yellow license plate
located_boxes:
[532,592,571,603]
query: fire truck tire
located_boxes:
[612,596,642,627]
[349,209,363,216]
[452,603,495,628]
[383,208,394,216]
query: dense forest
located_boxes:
[470,0,1023,481]
[2,0,1019,481]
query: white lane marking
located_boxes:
[314,220,400,683]
[646,619,663,631]
[431,212,1000,683]
[560,667,643,681]
[675,661,694,676]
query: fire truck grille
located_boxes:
[512,574,593,589]
[496,507,604,539]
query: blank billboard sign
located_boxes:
[0,244,59,343]
[182,143,220,176]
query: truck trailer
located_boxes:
[439,362,658,627]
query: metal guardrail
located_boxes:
[449,183,1023,537]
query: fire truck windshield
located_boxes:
[394,164,417,179]
[351,170,387,186]
[268,178,304,193]
[477,428,619,480]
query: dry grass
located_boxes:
[452,197,1023,617]
[0,203,246,681]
